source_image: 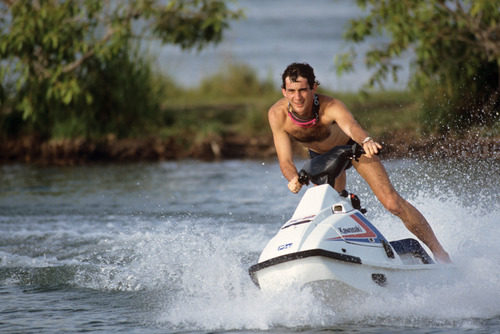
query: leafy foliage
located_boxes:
[0,0,242,139]
[335,0,500,132]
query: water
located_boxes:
[1,157,499,333]
[156,0,409,91]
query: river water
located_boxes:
[1,157,499,333]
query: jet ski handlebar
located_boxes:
[298,143,365,187]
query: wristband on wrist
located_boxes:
[362,136,373,144]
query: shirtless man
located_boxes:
[268,62,451,263]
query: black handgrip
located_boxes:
[353,143,365,159]
[298,169,310,185]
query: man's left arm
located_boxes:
[330,100,382,158]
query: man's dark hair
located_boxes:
[281,62,319,89]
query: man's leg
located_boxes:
[352,156,451,263]
[334,171,346,192]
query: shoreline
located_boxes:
[1,134,498,165]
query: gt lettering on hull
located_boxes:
[277,243,293,251]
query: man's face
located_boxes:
[282,76,316,114]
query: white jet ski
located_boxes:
[249,144,447,293]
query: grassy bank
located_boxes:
[156,66,426,145]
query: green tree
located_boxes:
[0,0,242,138]
[335,0,500,132]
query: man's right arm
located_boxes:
[268,105,303,193]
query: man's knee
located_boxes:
[380,193,405,217]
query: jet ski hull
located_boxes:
[250,248,441,292]
[249,184,444,293]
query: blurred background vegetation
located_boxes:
[0,0,498,162]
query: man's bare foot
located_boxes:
[434,251,452,264]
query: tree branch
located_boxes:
[61,26,115,74]
[436,1,500,60]
[61,3,141,74]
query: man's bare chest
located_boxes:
[287,123,332,143]
[286,122,350,153]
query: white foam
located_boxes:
[151,177,500,331]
